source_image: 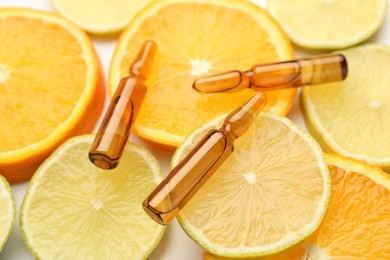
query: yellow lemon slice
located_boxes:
[172,112,330,258]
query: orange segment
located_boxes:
[0,9,105,182]
[304,154,390,258]
[109,0,296,148]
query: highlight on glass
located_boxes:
[143,92,267,225]
[89,40,157,170]
[193,54,348,93]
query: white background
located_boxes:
[0,0,389,259]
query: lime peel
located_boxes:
[267,0,387,49]
[20,135,165,259]
[302,44,390,171]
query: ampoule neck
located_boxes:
[220,92,267,141]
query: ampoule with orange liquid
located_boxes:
[89,41,156,169]
[143,92,267,225]
[193,54,347,93]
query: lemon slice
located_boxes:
[302,44,390,171]
[0,175,15,251]
[49,0,154,35]
[267,0,387,49]
[20,135,165,259]
[173,112,330,258]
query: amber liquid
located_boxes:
[143,92,267,225]
[89,77,146,169]
[250,54,348,90]
[193,54,347,93]
[89,40,156,169]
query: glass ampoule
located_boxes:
[89,40,157,169]
[193,54,347,93]
[143,92,267,225]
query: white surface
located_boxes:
[0,0,389,259]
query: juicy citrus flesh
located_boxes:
[267,0,387,49]
[0,9,104,182]
[50,0,154,34]
[304,153,390,259]
[110,0,296,148]
[0,175,15,251]
[20,135,165,259]
[173,112,330,258]
[202,153,390,259]
[302,44,390,171]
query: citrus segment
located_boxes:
[50,0,155,35]
[172,112,330,258]
[304,153,390,258]
[0,9,105,182]
[267,0,387,49]
[110,0,296,148]
[20,135,165,259]
[0,175,15,251]
[301,44,390,171]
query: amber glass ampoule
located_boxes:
[143,92,267,225]
[89,41,157,169]
[193,54,347,93]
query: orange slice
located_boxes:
[304,153,390,258]
[0,9,105,182]
[109,0,296,148]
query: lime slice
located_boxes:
[173,112,330,258]
[50,0,154,35]
[302,44,390,172]
[267,0,387,49]
[20,135,165,259]
[0,174,15,251]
